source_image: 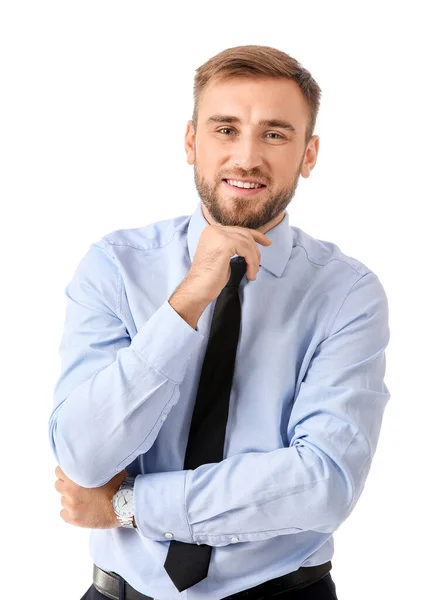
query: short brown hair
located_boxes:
[192,45,322,146]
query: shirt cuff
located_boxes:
[133,470,193,543]
[129,299,205,384]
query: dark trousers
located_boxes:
[80,572,338,600]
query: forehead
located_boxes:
[198,76,309,126]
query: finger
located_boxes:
[249,229,273,245]
[232,226,272,246]
[225,232,261,280]
[236,230,265,278]
[54,479,63,493]
[233,249,256,281]
[60,508,69,523]
[55,466,65,481]
[239,239,261,280]
[60,508,74,525]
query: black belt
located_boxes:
[93,560,332,600]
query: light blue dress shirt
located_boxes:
[48,200,390,600]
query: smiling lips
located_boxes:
[225,178,265,189]
[222,178,267,196]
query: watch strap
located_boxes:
[120,475,136,489]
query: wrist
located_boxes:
[169,281,211,330]
[112,475,136,528]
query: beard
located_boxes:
[193,154,304,230]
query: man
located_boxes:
[50,45,390,600]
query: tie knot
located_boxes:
[227,256,247,287]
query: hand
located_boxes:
[183,224,272,304]
[54,466,128,529]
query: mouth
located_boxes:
[222,179,267,196]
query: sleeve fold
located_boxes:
[48,240,205,488]
[133,272,391,546]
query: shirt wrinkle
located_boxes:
[48,199,390,600]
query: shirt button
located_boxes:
[165,532,174,539]
[161,414,167,421]
[230,536,239,543]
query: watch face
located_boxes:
[113,489,134,517]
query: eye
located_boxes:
[215,128,285,140]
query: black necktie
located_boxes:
[164,256,248,592]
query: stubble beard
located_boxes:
[193,156,303,230]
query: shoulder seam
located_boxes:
[327,271,376,338]
[117,263,122,317]
[103,220,189,251]
[93,238,124,320]
[295,242,365,276]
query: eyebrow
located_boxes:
[206,114,296,133]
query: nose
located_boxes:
[231,135,263,171]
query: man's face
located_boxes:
[185,76,319,232]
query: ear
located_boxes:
[185,120,196,165]
[300,135,320,178]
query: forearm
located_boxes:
[49,300,205,488]
[133,272,390,546]
[169,278,211,330]
[132,442,360,546]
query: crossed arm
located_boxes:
[50,243,390,542]
[54,465,130,529]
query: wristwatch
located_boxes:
[112,475,136,528]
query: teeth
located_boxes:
[226,180,263,189]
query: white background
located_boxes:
[1,1,440,599]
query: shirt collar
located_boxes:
[187,200,294,278]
